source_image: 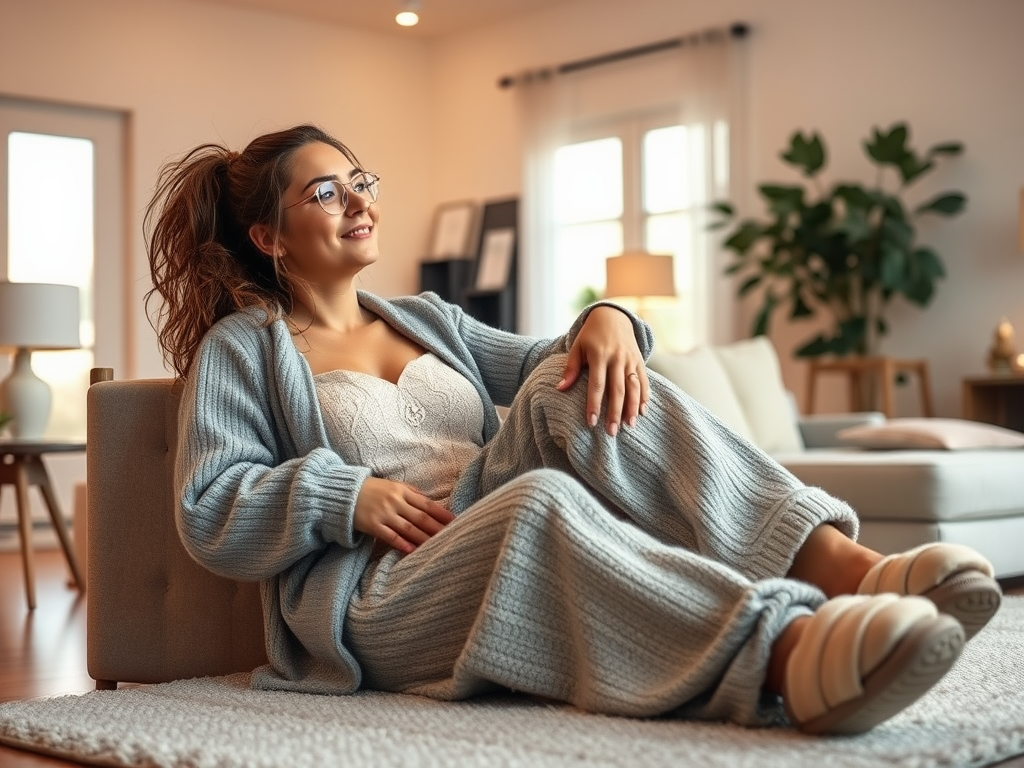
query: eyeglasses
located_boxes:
[284,172,380,215]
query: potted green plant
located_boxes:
[711,122,967,358]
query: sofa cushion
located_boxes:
[648,337,804,453]
[837,418,1024,450]
[714,337,805,454]
[775,449,1024,523]
[647,346,754,442]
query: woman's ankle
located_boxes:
[788,524,883,598]
[765,615,809,695]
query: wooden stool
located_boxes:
[806,357,934,417]
[0,440,86,610]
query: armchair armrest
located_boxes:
[798,412,886,449]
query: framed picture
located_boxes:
[428,201,478,260]
[475,228,515,291]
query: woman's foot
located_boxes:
[779,594,964,735]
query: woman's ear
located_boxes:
[249,223,283,258]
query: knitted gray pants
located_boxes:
[346,354,859,726]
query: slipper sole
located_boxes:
[787,614,964,735]
[922,570,1002,641]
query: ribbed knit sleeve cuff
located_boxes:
[566,301,655,359]
[298,449,373,549]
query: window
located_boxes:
[551,111,728,350]
[6,131,95,437]
[0,98,126,439]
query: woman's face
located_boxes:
[273,141,380,284]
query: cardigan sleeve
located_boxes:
[174,321,371,582]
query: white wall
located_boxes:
[427,0,1024,417]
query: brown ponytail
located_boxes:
[144,125,363,377]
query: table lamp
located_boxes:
[0,281,81,439]
[604,250,677,313]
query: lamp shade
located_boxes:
[605,251,677,299]
[0,281,81,351]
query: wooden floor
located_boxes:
[0,549,1022,767]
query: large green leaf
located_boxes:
[880,214,914,250]
[915,193,967,216]
[781,131,826,176]
[879,242,907,290]
[723,221,763,253]
[758,184,806,217]
[833,184,875,212]
[897,152,934,185]
[835,207,873,243]
[864,123,909,166]
[710,201,735,216]
[902,274,936,306]
[911,246,946,279]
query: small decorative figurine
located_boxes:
[988,318,1016,373]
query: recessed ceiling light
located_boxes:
[396,0,420,27]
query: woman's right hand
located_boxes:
[353,477,456,554]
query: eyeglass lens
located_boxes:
[314,173,379,214]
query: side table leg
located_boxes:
[881,359,895,418]
[806,363,819,414]
[31,456,84,591]
[917,363,935,417]
[13,459,37,611]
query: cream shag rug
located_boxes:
[2,598,1023,768]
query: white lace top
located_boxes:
[314,353,486,506]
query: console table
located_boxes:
[0,439,85,610]
[962,374,1024,432]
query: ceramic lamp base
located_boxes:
[0,348,52,439]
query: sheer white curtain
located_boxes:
[518,31,742,346]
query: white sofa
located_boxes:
[647,337,1024,580]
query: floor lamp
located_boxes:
[0,282,81,440]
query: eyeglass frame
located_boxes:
[283,171,381,215]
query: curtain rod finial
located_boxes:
[730,22,750,37]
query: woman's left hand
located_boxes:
[558,306,649,436]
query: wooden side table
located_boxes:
[0,439,85,610]
[962,374,1024,432]
[806,357,934,417]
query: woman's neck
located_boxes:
[288,285,372,334]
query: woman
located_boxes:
[145,124,1001,735]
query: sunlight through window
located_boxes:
[6,131,94,437]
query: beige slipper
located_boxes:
[784,594,964,735]
[857,543,1002,639]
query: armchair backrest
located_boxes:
[86,371,266,687]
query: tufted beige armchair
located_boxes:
[86,369,265,689]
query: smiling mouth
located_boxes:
[343,225,372,238]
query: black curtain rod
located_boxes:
[498,22,749,89]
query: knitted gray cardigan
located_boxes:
[174,291,653,694]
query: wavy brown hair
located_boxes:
[144,124,364,377]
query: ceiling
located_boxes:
[183,0,560,39]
